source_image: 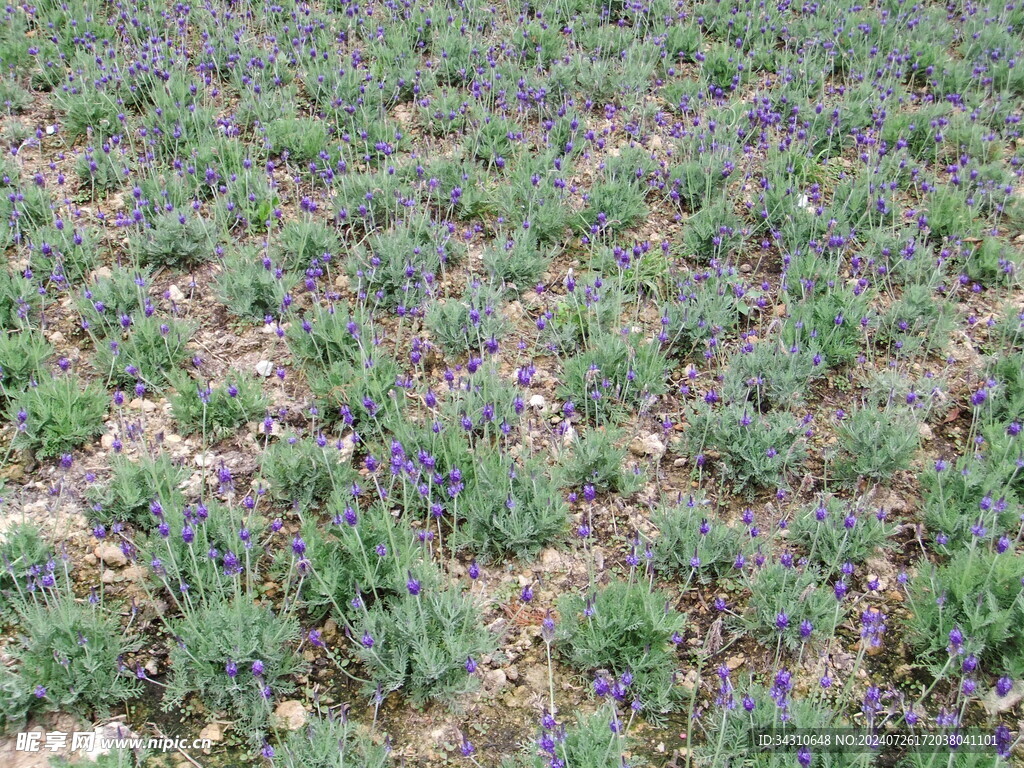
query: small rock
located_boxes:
[522,664,548,692]
[561,424,577,449]
[100,433,116,449]
[274,700,307,731]
[199,722,225,744]
[95,543,127,568]
[194,452,215,468]
[726,654,745,670]
[168,285,186,303]
[918,423,934,441]
[0,462,25,482]
[100,569,118,584]
[506,665,520,682]
[484,669,508,692]
[629,433,666,460]
[255,360,274,377]
[528,394,546,410]
[145,659,159,676]
[338,433,356,463]
[164,434,182,445]
[982,680,1024,715]
[323,618,338,640]
[123,565,147,582]
[739,263,752,273]
[539,548,561,569]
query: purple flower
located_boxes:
[406,574,421,596]
[996,677,1013,697]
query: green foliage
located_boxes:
[986,351,1024,421]
[962,237,1020,286]
[471,115,522,163]
[925,188,979,242]
[788,498,895,575]
[0,79,31,113]
[306,354,403,431]
[877,283,956,355]
[290,503,423,618]
[668,157,728,212]
[86,452,186,528]
[93,315,194,389]
[31,223,100,283]
[686,402,807,493]
[540,280,625,354]
[10,184,52,232]
[0,664,32,733]
[924,452,1020,550]
[168,369,268,439]
[276,220,341,272]
[528,705,632,768]
[783,285,870,368]
[76,147,129,194]
[483,232,550,291]
[907,549,1024,677]
[574,179,649,238]
[15,593,142,717]
[723,341,824,411]
[135,211,215,269]
[699,683,860,768]
[557,331,667,424]
[458,453,567,560]
[7,373,107,457]
[165,597,306,745]
[739,562,839,650]
[274,713,392,768]
[287,302,368,370]
[426,283,508,355]
[682,200,743,263]
[264,116,329,164]
[77,266,151,336]
[653,495,749,581]
[260,434,359,507]
[0,329,53,397]
[557,580,685,719]
[662,266,746,357]
[349,220,461,309]
[0,523,52,607]
[352,587,494,705]
[0,268,38,329]
[137,499,257,604]
[55,88,122,140]
[835,406,920,481]
[218,170,281,233]
[215,246,292,320]
[557,426,646,495]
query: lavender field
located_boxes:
[0,0,1023,764]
